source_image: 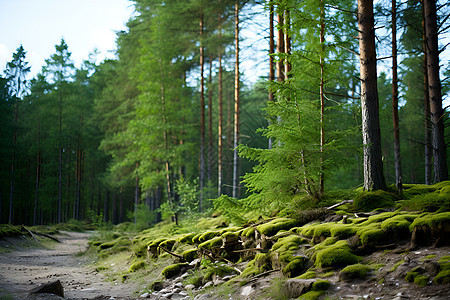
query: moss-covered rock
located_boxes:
[434,256,450,284]
[354,190,398,211]
[161,263,189,278]
[198,231,221,243]
[410,212,450,247]
[128,260,145,272]
[182,249,198,262]
[282,257,309,278]
[178,232,196,244]
[298,291,325,300]
[271,235,307,252]
[257,218,300,237]
[297,270,316,279]
[311,279,330,291]
[203,264,237,282]
[339,264,371,281]
[314,240,359,268]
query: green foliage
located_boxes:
[175,177,199,216]
[213,195,246,226]
[126,204,156,231]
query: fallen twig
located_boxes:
[327,199,353,210]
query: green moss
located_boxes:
[339,264,371,280]
[271,235,306,252]
[389,260,405,272]
[242,227,255,238]
[356,223,386,245]
[298,291,325,300]
[414,275,428,286]
[182,249,198,262]
[198,236,222,250]
[159,239,176,252]
[410,212,450,230]
[330,224,357,238]
[405,271,419,282]
[311,279,330,291]
[128,260,145,272]
[354,190,397,211]
[300,223,333,238]
[420,255,437,262]
[434,269,450,284]
[297,270,316,279]
[256,218,299,236]
[282,257,308,278]
[204,265,237,281]
[401,192,450,212]
[315,240,359,268]
[192,233,203,244]
[161,263,189,278]
[198,231,220,243]
[380,214,415,233]
[178,232,196,244]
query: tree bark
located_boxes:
[199,12,205,209]
[358,0,386,191]
[208,58,213,184]
[232,0,240,199]
[33,116,40,225]
[218,11,224,196]
[391,0,402,194]
[319,0,325,196]
[276,7,284,82]
[9,100,18,224]
[423,20,432,184]
[423,0,448,182]
[268,2,275,150]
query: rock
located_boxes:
[172,294,187,300]
[194,293,212,300]
[203,281,214,288]
[222,275,235,281]
[30,280,64,298]
[149,280,165,291]
[140,292,150,298]
[185,284,195,290]
[241,285,255,297]
[283,279,315,298]
[423,260,440,276]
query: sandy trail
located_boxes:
[0,231,137,299]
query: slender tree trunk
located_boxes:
[232,0,240,199]
[199,13,205,210]
[423,0,448,182]
[392,0,402,194]
[134,162,139,225]
[268,2,275,150]
[319,0,325,196]
[33,116,40,225]
[208,58,213,184]
[58,89,62,223]
[423,26,432,184]
[276,7,284,82]
[358,0,386,191]
[104,189,109,223]
[284,9,291,78]
[9,101,18,224]
[218,13,224,196]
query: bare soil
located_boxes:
[0,231,138,300]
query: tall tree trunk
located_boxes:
[358,0,386,191]
[199,13,205,210]
[104,189,109,223]
[276,7,284,82]
[392,0,402,194]
[319,0,325,196]
[134,162,139,225]
[268,2,275,150]
[232,0,240,199]
[58,89,62,223]
[218,11,224,196]
[208,58,213,184]
[423,21,432,184]
[9,101,18,224]
[33,116,40,225]
[284,9,291,78]
[423,0,448,182]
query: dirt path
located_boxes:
[0,231,138,299]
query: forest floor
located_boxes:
[0,228,449,299]
[0,231,137,300]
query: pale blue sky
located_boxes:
[0,0,134,78]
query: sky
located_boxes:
[0,0,135,78]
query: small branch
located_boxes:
[22,226,39,243]
[327,200,354,210]
[158,245,183,259]
[23,226,61,243]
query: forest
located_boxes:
[0,0,449,227]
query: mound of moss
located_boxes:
[353,190,398,211]
[161,263,189,278]
[339,264,371,281]
[257,218,300,236]
[314,240,359,268]
[434,256,450,284]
